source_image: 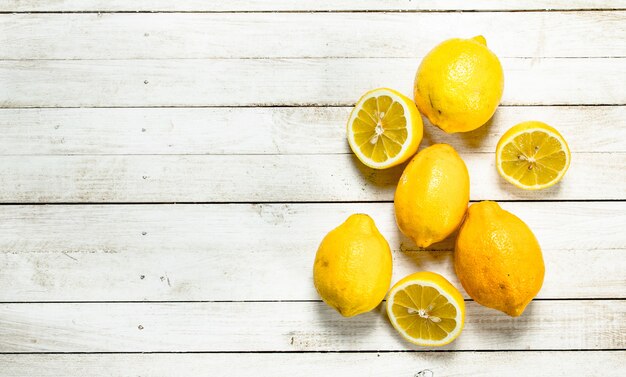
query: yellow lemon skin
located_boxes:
[414,36,504,133]
[313,214,392,317]
[454,201,545,317]
[394,144,470,248]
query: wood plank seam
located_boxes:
[2,9,626,14]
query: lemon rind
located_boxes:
[347,88,418,169]
[386,279,464,347]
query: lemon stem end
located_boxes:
[472,35,487,46]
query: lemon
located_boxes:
[455,201,545,317]
[347,88,423,169]
[414,36,504,133]
[313,214,392,317]
[386,271,465,347]
[394,144,470,248]
[496,121,571,190]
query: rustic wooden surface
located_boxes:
[0,1,624,376]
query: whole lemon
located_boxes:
[414,35,504,133]
[313,214,392,317]
[394,144,469,248]
[454,201,545,317]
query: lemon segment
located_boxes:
[386,271,465,347]
[347,88,423,169]
[496,121,571,190]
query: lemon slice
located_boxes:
[386,271,465,347]
[496,121,571,190]
[347,88,423,169]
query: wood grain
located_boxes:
[1,300,624,352]
[1,106,624,155]
[2,0,624,12]
[1,352,625,376]
[0,202,623,301]
[3,12,625,59]
[1,58,624,108]
[0,153,622,202]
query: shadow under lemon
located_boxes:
[495,164,565,200]
[347,147,408,190]
[465,298,537,345]
[301,298,382,350]
[391,219,458,280]
[421,111,496,152]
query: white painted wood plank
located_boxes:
[1,352,625,377]
[0,202,623,301]
[0,153,622,202]
[1,58,623,108]
[0,301,623,352]
[1,0,624,12]
[1,106,623,155]
[3,12,624,59]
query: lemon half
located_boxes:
[496,121,571,190]
[386,271,465,347]
[347,88,423,169]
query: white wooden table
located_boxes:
[0,1,625,375]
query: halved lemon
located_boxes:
[496,121,571,190]
[386,271,465,347]
[347,88,423,169]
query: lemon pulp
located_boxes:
[352,95,408,162]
